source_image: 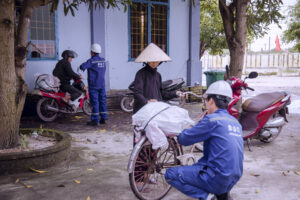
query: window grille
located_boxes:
[129,0,169,59]
[151,4,167,52]
[29,4,57,59]
[130,3,149,58]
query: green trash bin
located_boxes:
[204,70,225,88]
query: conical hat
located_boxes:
[135,43,171,63]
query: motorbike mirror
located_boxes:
[248,71,258,79]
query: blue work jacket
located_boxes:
[80,55,106,89]
[178,109,244,194]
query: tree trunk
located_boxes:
[0,0,44,149]
[0,0,19,149]
[14,1,42,136]
[0,0,53,149]
[199,40,207,59]
[219,0,249,78]
[229,47,245,77]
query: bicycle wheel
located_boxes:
[129,138,179,200]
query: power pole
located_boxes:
[268,36,270,67]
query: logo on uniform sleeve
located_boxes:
[228,124,241,137]
[97,62,104,68]
[92,61,105,68]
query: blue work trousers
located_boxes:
[89,88,107,122]
[165,165,212,200]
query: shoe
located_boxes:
[86,121,99,126]
[136,183,151,193]
[70,98,81,108]
[148,176,157,184]
[211,192,233,200]
[100,119,106,124]
[61,97,70,105]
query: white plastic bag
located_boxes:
[34,73,60,92]
[132,102,195,149]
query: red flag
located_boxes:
[275,35,281,52]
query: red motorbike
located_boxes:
[226,67,291,150]
[33,74,92,122]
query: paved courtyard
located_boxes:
[0,75,300,200]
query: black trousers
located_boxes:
[60,84,82,101]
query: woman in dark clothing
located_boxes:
[133,43,183,113]
[132,43,184,190]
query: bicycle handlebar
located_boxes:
[183,91,203,98]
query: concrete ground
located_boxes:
[0,75,300,200]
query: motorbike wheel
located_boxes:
[83,98,93,116]
[121,96,134,113]
[36,98,58,122]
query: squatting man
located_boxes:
[165,80,244,200]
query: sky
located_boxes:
[250,0,297,52]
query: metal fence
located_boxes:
[201,53,300,72]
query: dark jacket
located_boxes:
[133,64,177,113]
[53,59,80,85]
[80,54,106,89]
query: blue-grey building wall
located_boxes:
[25,4,91,92]
[105,1,190,90]
[25,1,199,92]
[90,8,110,91]
[187,0,202,86]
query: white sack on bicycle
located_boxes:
[132,102,195,150]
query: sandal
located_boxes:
[136,183,151,193]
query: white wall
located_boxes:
[26,3,91,92]
[105,1,190,90]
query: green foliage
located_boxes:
[38,124,44,135]
[200,0,227,57]
[200,0,283,58]
[19,134,29,149]
[247,0,283,38]
[50,0,133,16]
[283,0,300,52]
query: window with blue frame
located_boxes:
[129,0,169,59]
[28,4,57,59]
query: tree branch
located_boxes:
[219,0,235,42]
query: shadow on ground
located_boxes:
[21,110,133,133]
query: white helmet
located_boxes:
[203,80,233,99]
[135,43,171,63]
[91,43,101,54]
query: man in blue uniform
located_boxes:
[165,80,244,200]
[80,43,107,126]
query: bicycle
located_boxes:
[127,92,205,200]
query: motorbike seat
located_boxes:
[242,92,286,112]
[162,78,184,91]
[162,80,173,89]
[128,82,135,91]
